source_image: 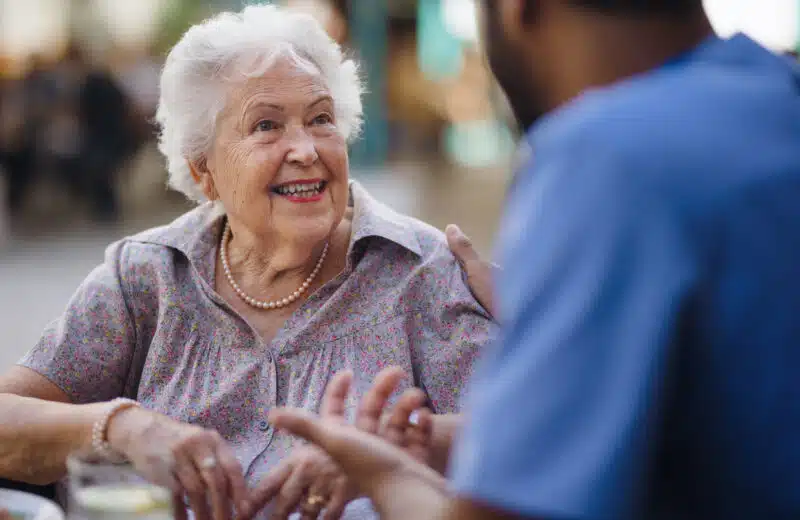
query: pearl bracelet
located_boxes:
[91,397,140,463]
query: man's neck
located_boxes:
[545,9,715,110]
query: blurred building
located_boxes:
[1,0,799,171]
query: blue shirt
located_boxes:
[450,35,800,520]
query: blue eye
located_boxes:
[312,114,333,125]
[256,120,279,132]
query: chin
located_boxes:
[278,212,339,243]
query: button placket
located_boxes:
[243,344,278,479]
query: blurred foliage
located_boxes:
[155,0,281,54]
[155,0,204,54]
[156,0,226,54]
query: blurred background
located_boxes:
[0,0,798,368]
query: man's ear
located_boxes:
[499,0,540,31]
[188,158,219,201]
[521,0,540,25]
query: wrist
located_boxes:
[372,466,449,519]
[70,402,114,453]
[429,414,460,474]
[102,400,144,459]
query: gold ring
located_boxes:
[304,494,326,509]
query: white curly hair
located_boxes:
[156,3,364,202]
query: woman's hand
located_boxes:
[261,369,447,519]
[316,368,434,470]
[245,368,432,519]
[245,444,353,520]
[106,407,248,520]
[368,372,435,466]
[317,367,455,475]
[268,407,450,520]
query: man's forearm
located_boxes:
[370,461,521,520]
[371,460,451,520]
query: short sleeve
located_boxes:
[18,240,138,404]
[449,147,699,519]
[409,245,497,414]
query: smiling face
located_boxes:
[193,56,349,246]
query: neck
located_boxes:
[224,220,330,292]
[541,8,714,111]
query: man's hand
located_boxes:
[446,225,498,318]
[267,369,450,518]
[246,369,434,519]
[268,405,450,520]
[268,370,516,520]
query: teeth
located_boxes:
[276,181,324,196]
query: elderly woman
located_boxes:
[0,5,495,520]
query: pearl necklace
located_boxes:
[220,222,328,310]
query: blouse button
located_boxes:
[258,420,269,432]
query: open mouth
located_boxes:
[270,180,327,201]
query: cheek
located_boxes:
[218,145,281,202]
[318,138,348,182]
[318,141,349,209]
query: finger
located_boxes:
[320,370,353,419]
[301,457,337,519]
[445,224,480,267]
[355,367,406,434]
[380,387,427,446]
[270,408,356,459]
[301,483,332,520]
[172,493,189,520]
[269,409,336,454]
[405,408,434,462]
[271,408,412,495]
[173,450,212,520]
[214,443,248,515]
[191,441,231,520]
[447,224,497,317]
[244,460,294,519]
[321,478,350,520]
[271,461,315,520]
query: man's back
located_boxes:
[616,35,800,519]
[452,35,800,519]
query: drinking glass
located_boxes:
[66,451,173,520]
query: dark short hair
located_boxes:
[567,0,703,16]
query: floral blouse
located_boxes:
[19,181,497,518]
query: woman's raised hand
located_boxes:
[106,408,248,520]
[350,368,435,465]
[245,368,434,519]
[270,369,446,518]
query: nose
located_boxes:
[285,127,318,166]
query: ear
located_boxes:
[498,0,540,32]
[188,158,219,201]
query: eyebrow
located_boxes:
[308,95,334,109]
[240,95,334,130]
[248,95,333,113]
